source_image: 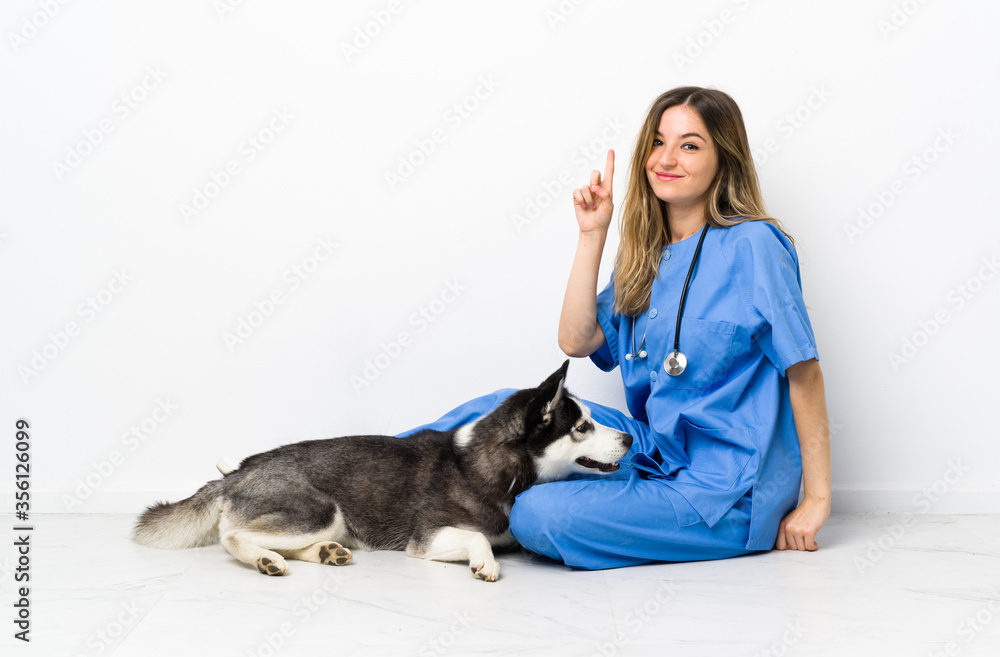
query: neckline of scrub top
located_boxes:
[666,227,706,247]
[662,226,704,262]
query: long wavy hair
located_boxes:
[613,86,791,316]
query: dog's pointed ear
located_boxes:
[537,360,570,395]
[534,360,569,423]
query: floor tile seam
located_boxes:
[104,552,207,655]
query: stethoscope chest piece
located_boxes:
[664,350,687,376]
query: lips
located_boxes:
[655,172,681,181]
[575,456,620,473]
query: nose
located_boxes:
[620,432,633,450]
[657,148,677,168]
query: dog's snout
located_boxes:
[620,433,633,450]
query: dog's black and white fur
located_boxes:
[133,361,632,580]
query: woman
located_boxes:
[401,86,831,568]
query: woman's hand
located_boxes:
[572,149,615,234]
[558,150,614,357]
[775,495,831,551]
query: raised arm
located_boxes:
[558,149,615,358]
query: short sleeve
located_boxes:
[589,273,621,372]
[732,223,819,375]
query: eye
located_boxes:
[574,421,593,434]
[652,139,663,147]
[681,143,699,151]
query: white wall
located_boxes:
[2,0,997,514]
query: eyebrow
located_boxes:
[656,131,706,141]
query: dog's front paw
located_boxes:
[318,542,353,566]
[257,555,287,576]
[471,558,500,582]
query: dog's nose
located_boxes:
[620,433,633,450]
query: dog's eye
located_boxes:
[574,421,593,434]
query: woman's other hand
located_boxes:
[775,495,831,551]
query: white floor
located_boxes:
[1,513,998,656]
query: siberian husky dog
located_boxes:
[132,361,632,581]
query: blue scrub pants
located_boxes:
[397,389,761,570]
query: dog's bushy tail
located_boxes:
[132,479,226,549]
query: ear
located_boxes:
[537,359,570,395]
[533,360,570,424]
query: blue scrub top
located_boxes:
[590,219,819,550]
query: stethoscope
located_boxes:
[625,225,709,376]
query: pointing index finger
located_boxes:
[603,149,614,189]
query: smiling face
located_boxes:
[644,104,719,214]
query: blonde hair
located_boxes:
[613,86,791,316]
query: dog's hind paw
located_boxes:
[257,555,287,576]
[471,558,500,582]
[318,542,353,566]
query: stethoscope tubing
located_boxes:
[625,225,709,376]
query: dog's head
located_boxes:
[524,360,633,483]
